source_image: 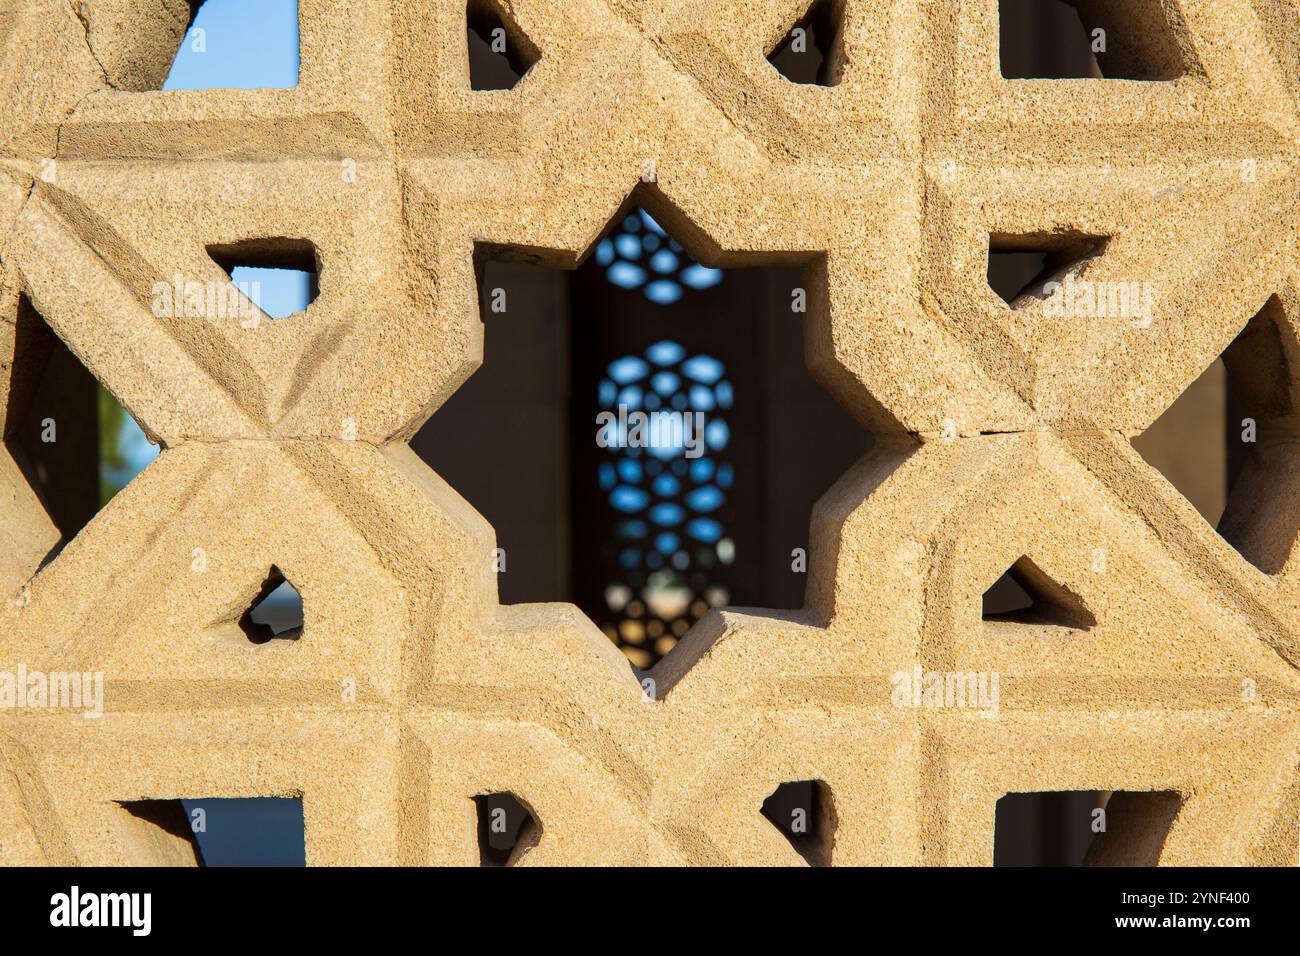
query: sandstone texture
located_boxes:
[0,0,1296,865]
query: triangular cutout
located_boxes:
[473,792,541,866]
[467,0,540,91]
[982,556,1096,629]
[767,0,846,87]
[998,0,1190,81]
[237,567,304,644]
[206,238,319,320]
[760,779,836,866]
[987,232,1108,306]
[4,294,157,558]
[1136,295,1299,575]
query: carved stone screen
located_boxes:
[0,0,1296,866]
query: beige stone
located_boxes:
[0,0,1296,865]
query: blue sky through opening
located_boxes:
[111,2,307,485]
[229,266,313,319]
[163,0,299,90]
[96,6,312,868]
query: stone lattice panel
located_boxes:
[0,0,1296,865]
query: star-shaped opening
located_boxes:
[412,191,898,670]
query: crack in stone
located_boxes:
[67,0,115,90]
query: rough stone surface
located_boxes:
[0,0,1296,865]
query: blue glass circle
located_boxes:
[614,234,642,260]
[651,371,680,395]
[653,474,680,496]
[687,518,724,543]
[610,486,649,512]
[686,485,724,512]
[688,384,715,411]
[647,340,685,365]
[648,503,685,526]
[608,261,646,289]
[650,250,680,274]
[682,354,724,384]
[607,356,647,384]
[681,263,723,289]
[645,280,682,304]
[639,210,667,236]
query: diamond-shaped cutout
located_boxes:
[473,791,540,866]
[999,0,1191,81]
[1135,295,1299,576]
[760,779,836,866]
[3,294,157,561]
[236,567,304,644]
[411,194,881,669]
[987,232,1109,307]
[767,0,846,87]
[467,0,540,91]
[982,556,1096,630]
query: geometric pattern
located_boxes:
[594,337,735,667]
[594,208,723,303]
[0,0,1296,865]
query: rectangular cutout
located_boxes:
[117,797,306,866]
[994,790,1184,866]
